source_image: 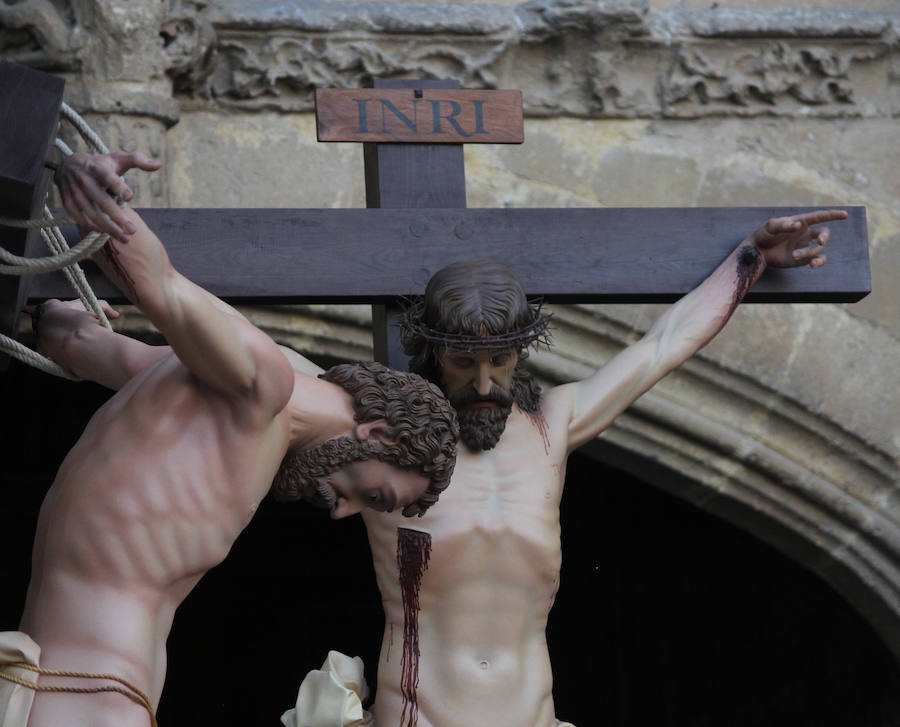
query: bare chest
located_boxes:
[45,359,287,583]
[367,412,568,602]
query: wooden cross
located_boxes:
[0,64,871,372]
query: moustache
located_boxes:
[450,384,514,410]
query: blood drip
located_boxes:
[396,527,432,727]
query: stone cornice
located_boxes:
[193,1,899,118]
[207,0,649,36]
[650,9,898,40]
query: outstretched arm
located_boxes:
[560,209,847,451]
[59,152,294,418]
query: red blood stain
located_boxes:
[396,527,432,727]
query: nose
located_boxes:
[474,362,493,396]
[330,497,361,520]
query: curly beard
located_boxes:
[270,435,379,509]
[449,385,514,452]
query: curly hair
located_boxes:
[400,260,548,414]
[271,362,458,517]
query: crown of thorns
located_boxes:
[400,297,552,351]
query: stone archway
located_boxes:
[533,303,900,665]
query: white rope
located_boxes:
[55,137,73,157]
[0,215,77,230]
[61,102,109,154]
[40,205,110,330]
[0,229,109,274]
[1,103,120,376]
[0,333,78,380]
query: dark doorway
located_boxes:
[550,452,900,727]
[3,358,899,727]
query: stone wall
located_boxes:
[3,0,898,657]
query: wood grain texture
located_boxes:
[30,206,869,304]
[317,88,523,144]
[0,61,65,369]
[364,78,468,368]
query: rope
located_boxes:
[0,103,118,376]
[0,229,108,274]
[0,215,77,230]
[61,102,110,154]
[40,206,111,330]
[0,663,157,727]
[0,334,77,379]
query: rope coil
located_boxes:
[0,103,118,377]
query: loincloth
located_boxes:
[0,631,156,727]
[282,651,373,727]
[281,650,577,727]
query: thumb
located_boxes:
[114,152,162,174]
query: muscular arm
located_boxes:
[560,210,847,451]
[35,300,170,389]
[60,152,294,418]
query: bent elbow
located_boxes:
[55,325,98,377]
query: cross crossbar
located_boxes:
[27,206,869,305]
[0,63,872,374]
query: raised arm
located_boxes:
[58,152,294,417]
[559,209,847,451]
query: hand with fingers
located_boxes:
[749,209,848,270]
[56,151,162,243]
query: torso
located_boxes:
[363,395,572,727]
[19,352,290,723]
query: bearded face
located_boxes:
[436,348,519,452]
[271,435,378,508]
[449,385,514,451]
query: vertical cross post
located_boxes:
[365,78,466,370]
[0,61,65,369]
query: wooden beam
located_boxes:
[365,78,468,369]
[28,206,869,304]
[0,61,64,369]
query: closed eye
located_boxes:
[447,356,474,369]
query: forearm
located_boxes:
[567,209,839,448]
[643,237,766,366]
[90,208,175,312]
[35,303,164,389]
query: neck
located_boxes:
[286,373,356,450]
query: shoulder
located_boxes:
[539,383,576,422]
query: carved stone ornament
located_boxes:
[161,0,218,95]
[0,0,79,71]
[191,1,899,120]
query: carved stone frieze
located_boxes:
[660,41,891,118]
[1,0,217,121]
[0,0,79,70]
[193,2,899,119]
[162,0,218,95]
[207,35,512,109]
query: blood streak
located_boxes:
[101,242,140,304]
[396,527,432,727]
[528,409,551,455]
[728,245,763,321]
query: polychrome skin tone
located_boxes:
[359,210,845,727]
[18,153,433,727]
